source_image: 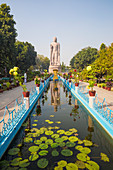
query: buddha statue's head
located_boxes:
[53,37,57,42]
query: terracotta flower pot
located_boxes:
[41,80,44,83]
[74,105,79,109]
[89,90,96,96]
[69,80,71,83]
[36,84,40,87]
[75,83,79,86]
[94,83,97,86]
[107,87,111,91]
[23,91,30,97]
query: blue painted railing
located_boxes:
[59,76,113,128]
[0,76,52,159]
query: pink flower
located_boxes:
[70,75,72,78]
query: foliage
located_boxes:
[61,62,66,72]
[70,47,99,71]
[34,76,40,85]
[0,3,17,75]
[35,54,50,71]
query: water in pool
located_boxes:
[0,81,113,170]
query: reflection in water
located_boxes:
[70,98,80,121]
[68,91,72,105]
[86,116,94,141]
[36,99,41,116]
[50,81,60,112]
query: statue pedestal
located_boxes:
[49,65,61,73]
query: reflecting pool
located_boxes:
[0,81,113,170]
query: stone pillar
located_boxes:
[24,97,30,110]
[36,87,40,94]
[75,86,78,93]
[89,96,95,108]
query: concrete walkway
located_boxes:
[0,81,35,121]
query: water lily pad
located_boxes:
[45,139,53,145]
[19,168,27,170]
[69,136,78,142]
[69,128,77,133]
[56,121,61,124]
[19,159,30,168]
[33,114,36,116]
[83,140,93,146]
[66,142,75,147]
[54,126,60,129]
[85,161,99,170]
[7,167,18,170]
[39,144,48,149]
[51,143,59,148]
[59,142,66,147]
[75,160,86,169]
[0,160,9,169]
[78,139,83,144]
[50,115,54,117]
[75,145,83,151]
[45,130,53,135]
[55,138,64,143]
[29,153,39,161]
[45,119,50,122]
[57,130,65,134]
[37,158,48,169]
[34,120,38,122]
[54,166,63,170]
[17,143,22,148]
[61,149,73,156]
[40,127,48,131]
[32,124,37,126]
[77,153,90,162]
[51,150,59,156]
[58,160,67,167]
[39,150,48,156]
[66,163,78,170]
[100,153,109,162]
[61,136,68,141]
[40,136,47,141]
[25,128,29,132]
[8,148,20,155]
[11,158,22,166]
[48,121,54,124]
[34,139,42,145]
[24,137,33,143]
[80,147,91,154]
[51,134,60,139]
[32,133,39,137]
[28,146,39,152]
[65,131,73,136]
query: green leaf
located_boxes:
[29,153,39,161]
[39,144,48,149]
[8,148,20,155]
[57,130,65,134]
[83,140,93,146]
[58,160,67,167]
[32,124,37,126]
[45,139,53,145]
[11,158,22,166]
[55,138,64,143]
[61,149,73,156]
[34,120,38,122]
[65,131,73,136]
[75,160,86,169]
[78,139,83,144]
[66,163,78,170]
[40,136,47,141]
[85,161,100,170]
[61,136,69,141]
[24,137,33,143]
[77,153,90,162]
[19,159,30,168]
[51,143,59,148]
[51,134,60,139]
[34,139,42,145]
[100,153,109,162]
[51,150,59,156]
[56,121,61,124]
[37,158,48,169]
[66,142,75,147]
[28,146,39,152]
[0,160,9,169]
[68,136,78,142]
[45,130,53,135]
[54,166,63,170]
[75,145,83,151]
[39,150,48,156]
[59,142,66,147]
[69,128,77,133]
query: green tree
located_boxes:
[35,54,50,71]
[15,41,37,73]
[61,62,66,72]
[70,47,99,72]
[0,4,17,75]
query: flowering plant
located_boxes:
[73,69,79,83]
[86,66,96,91]
[9,67,27,92]
[34,76,41,85]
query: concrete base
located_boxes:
[49,65,61,73]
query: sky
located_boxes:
[1,0,113,65]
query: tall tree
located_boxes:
[70,47,99,72]
[0,4,17,75]
[35,54,50,71]
[15,41,37,73]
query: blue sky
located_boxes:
[1,0,113,65]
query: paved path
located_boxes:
[0,81,35,121]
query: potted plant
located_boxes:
[68,72,72,82]
[6,81,11,90]
[87,66,96,96]
[35,77,41,87]
[73,69,79,86]
[101,83,106,89]
[105,75,113,91]
[9,67,30,97]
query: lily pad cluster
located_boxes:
[0,121,110,169]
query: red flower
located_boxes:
[70,75,72,78]
[74,69,77,72]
